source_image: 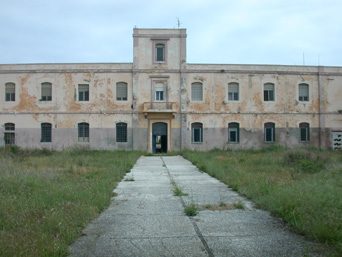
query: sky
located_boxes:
[1,0,342,66]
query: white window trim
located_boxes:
[192,127,202,143]
[264,127,274,143]
[228,82,240,102]
[191,82,204,102]
[228,128,239,143]
[298,83,310,102]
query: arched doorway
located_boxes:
[152,122,168,153]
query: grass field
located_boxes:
[1,146,341,256]
[0,147,142,257]
[181,146,342,255]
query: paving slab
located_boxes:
[69,155,322,256]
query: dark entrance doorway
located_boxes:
[152,122,168,154]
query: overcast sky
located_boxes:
[1,0,342,66]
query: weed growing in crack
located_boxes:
[185,204,198,216]
[173,186,188,196]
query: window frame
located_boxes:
[228,122,240,143]
[116,122,127,143]
[41,82,52,101]
[152,40,169,64]
[5,83,15,102]
[191,122,203,143]
[78,122,89,142]
[155,87,164,101]
[116,82,128,101]
[264,83,275,102]
[4,123,15,145]
[155,43,165,62]
[78,84,89,102]
[264,122,275,143]
[228,82,239,101]
[41,123,52,143]
[191,82,203,101]
[299,83,309,102]
[299,122,310,142]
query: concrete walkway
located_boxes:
[69,156,320,257]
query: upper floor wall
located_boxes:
[185,64,342,114]
[0,63,133,113]
[133,29,187,71]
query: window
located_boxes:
[41,123,52,142]
[116,123,127,143]
[192,123,203,143]
[191,82,203,101]
[228,123,239,143]
[116,82,127,101]
[155,43,165,62]
[299,123,310,142]
[264,83,274,101]
[299,83,309,101]
[228,83,239,101]
[155,87,164,101]
[264,122,275,142]
[78,84,89,101]
[4,123,15,145]
[78,122,89,142]
[5,83,15,101]
[41,82,52,101]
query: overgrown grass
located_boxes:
[182,147,342,255]
[0,147,143,256]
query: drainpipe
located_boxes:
[318,66,325,148]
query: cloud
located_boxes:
[0,0,341,65]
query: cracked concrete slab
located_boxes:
[69,156,322,256]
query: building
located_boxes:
[1,28,342,152]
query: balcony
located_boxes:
[143,102,177,117]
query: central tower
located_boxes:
[132,28,187,152]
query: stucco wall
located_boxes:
[1,29,341,151]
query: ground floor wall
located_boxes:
[0,113,340,151]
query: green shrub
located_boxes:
[283,149,328,173]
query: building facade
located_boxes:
[1,28,342,152]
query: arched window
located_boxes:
[299,83,309,101]
[191,123,203,143]
[228,122,239,143]
[4,123,15,145]
[264,83,274,101]
[5,83,15,101]
[228,83,239,101]
[41,82,52,101]
[78,122,89,142]
[155,43,165,62]
[299,123,310,142]
[191,82,203,101]
[264,122,275,142]
[41,123,52,142]
[116,123,127,142]
[116,82,128,101]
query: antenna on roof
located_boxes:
[176,17,181,29]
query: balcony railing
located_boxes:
[143,102,177,116]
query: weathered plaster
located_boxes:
[1,28,341,151]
